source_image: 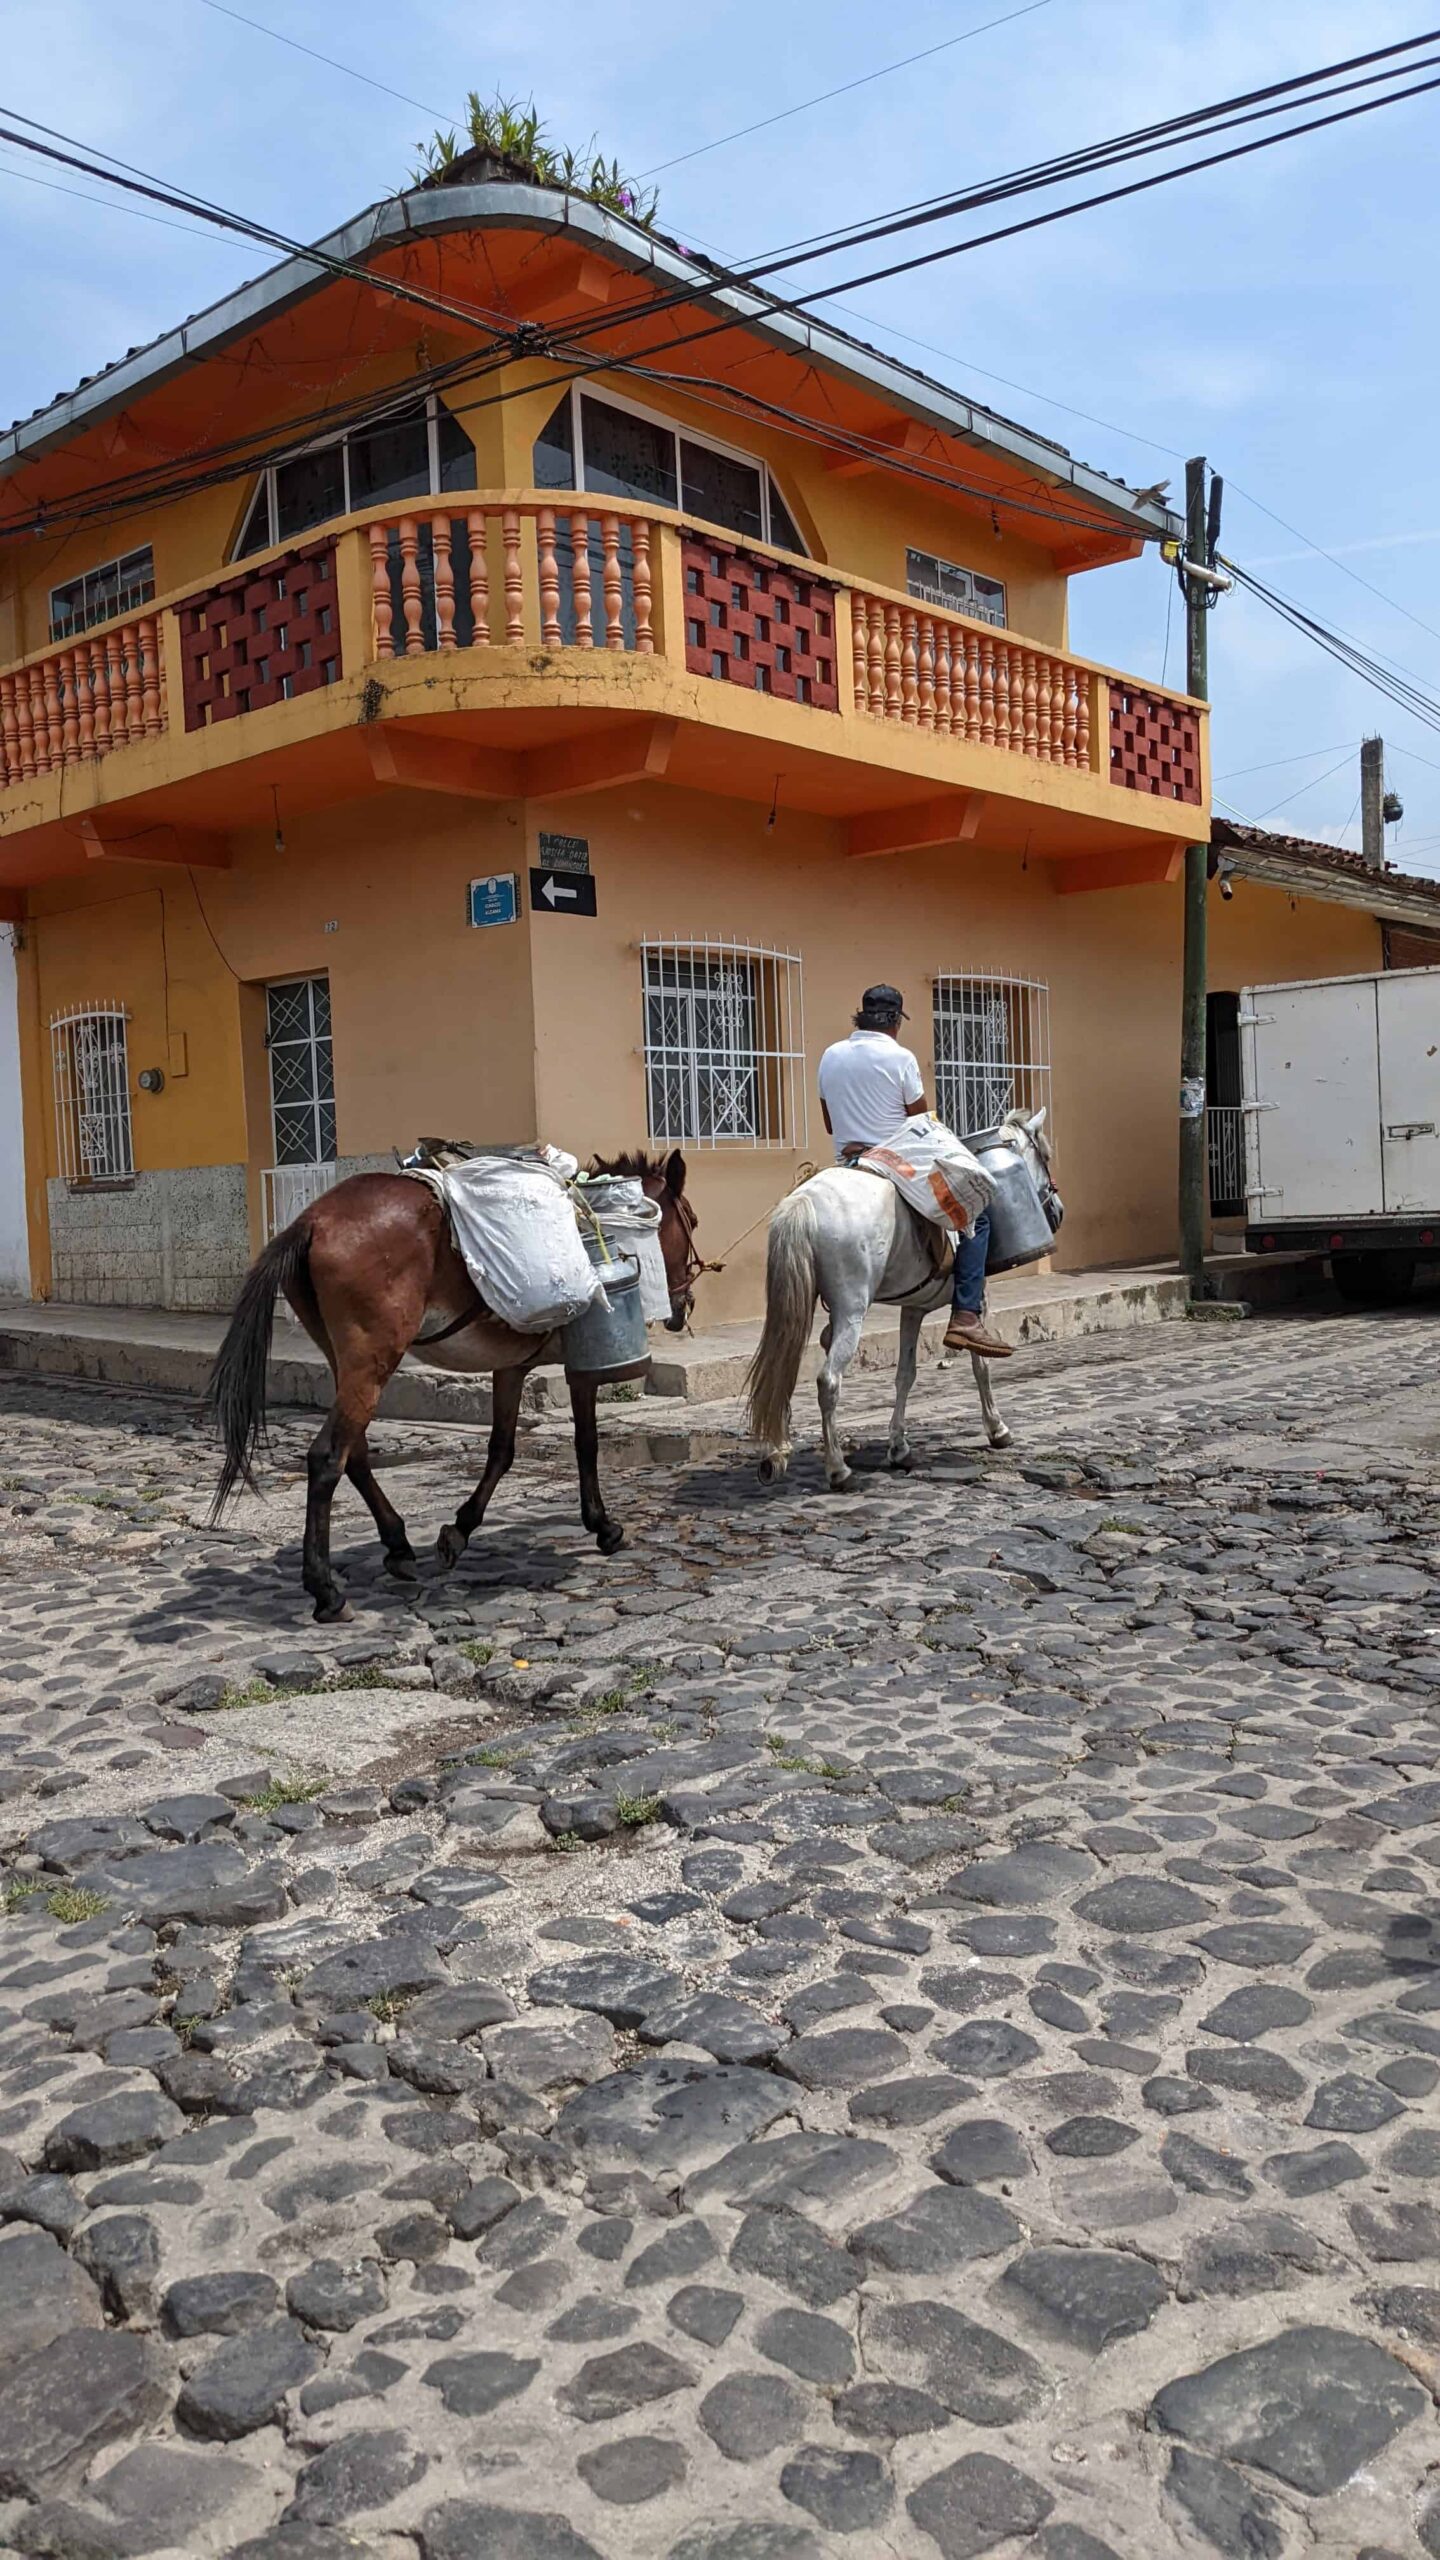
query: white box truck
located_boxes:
[1240,964,1440,1302]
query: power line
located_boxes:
[392,53,1440,532]
[761,63,1440,309]
[735,32,1440,283]
[0,150,263,247]
[478,33,1440,409]
[4,38,1437,587]
[1253,750,1358,820]
[465,47,1440,448]
[1216,742,1359,781]
[1227,479,1440,650]
[640,1,1057,176]
[0,107,515,341]
[1224,558,1440,736]
[192,0,453,123]
[13,34,1437,479]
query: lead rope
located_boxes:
[686,1160,820,1287]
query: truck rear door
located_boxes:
[1243,977,1382,1219]
[1377,968,1440,1211]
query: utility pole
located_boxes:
[1177,454,1217,1292]
[1361,735,1385,872]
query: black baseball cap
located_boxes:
[859,983,908,1021]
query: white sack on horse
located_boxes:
[407,1149,604,1334]
[858,1113,993,1236]
[574,1175,671,1324]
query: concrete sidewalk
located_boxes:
[0,1253,1300,1427]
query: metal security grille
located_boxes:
[933,973,1052,1138]
[642,939,806,1148]
[267,977,336,1166]
[1208,1106,1245,1214]
[51,1003,134,1182]
[263,1161,343,1241]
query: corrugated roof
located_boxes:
[0,179,1182,543]
[1212,816,1440,926]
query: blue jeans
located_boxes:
[951,1209,991,1317]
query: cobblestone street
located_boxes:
[3,1306,1440,2559]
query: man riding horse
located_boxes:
[817,982,1014,1362]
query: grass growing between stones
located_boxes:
[765,1735,848,1780]
[459,1641,494,1668]
[614,1792,663,1829]
[574,1662,661,1728]
[212,1677,275,1713]
[4,1879,111,1922]
[366,1991,411,2025]
[240,1776,327,1813]
[47,1887,109,1922]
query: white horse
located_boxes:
[746,1108,1057,1489]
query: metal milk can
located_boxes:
[560,1239,652,1382]
[966,1126,1054,1272]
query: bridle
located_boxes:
[669,1184,708,1295]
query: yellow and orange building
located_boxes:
[0,159,1401,1316]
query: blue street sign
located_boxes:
[468,873,519,929]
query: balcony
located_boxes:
[0,495,1207,896]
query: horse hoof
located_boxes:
[597,1524,625,1556]
[384,1550,420,1584]
[988,1428,1013,1450]
[828,1473,860,1495]
[313,1597,352,1624]
[889,1449,916,1473]
[435,1525,466,1570]
[757,1458,776,1485]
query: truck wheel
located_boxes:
[1331,1251,1416,1306]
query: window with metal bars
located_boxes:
[642,939,806,1149]
[932,973,1051,1138]
[51,1004,134,1184]
[266,977,336,1167]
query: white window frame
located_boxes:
[48,547,155,645]
[641,937,807,1150]
[51,1003,134,1185]
[547,381,807,554]
[265,975,336,1169]
[932,971,1051,1139]
[233,393,464,558]
[906,546,1007,629]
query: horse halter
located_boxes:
[668,1184,708,1294]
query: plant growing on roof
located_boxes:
[410,92,659,227]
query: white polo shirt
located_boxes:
[818,1028,925,1157]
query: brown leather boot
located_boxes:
[943,1315,1014,1358]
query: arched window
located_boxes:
[535,387,808,556]
[235,396,475,556]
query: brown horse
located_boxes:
[206,1149,698,1621]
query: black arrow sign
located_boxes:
[529,868,597,917]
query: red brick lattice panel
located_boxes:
[682,537,839,711]
[178,543,341,731]
[1107,682,1202,804]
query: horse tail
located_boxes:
[205,1219,311,1522]
[745,1190,818,1471]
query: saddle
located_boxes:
[402,1136,531,1170]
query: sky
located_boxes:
[3,1,1440,866]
